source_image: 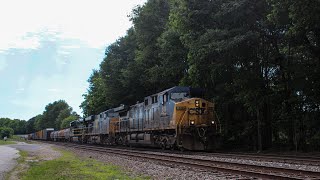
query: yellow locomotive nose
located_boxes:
[174,98,216,127]
[174,98,220,150]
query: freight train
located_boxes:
[29,86,221,151]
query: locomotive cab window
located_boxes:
[144,99,149,106]
[163,93,168,103]
[151,96,158,104]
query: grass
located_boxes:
[5,150,29,180]
[0,140,16,145]
[18,150,28,163]
[10,135,32,143]
[21,149,149,180]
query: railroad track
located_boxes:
[192,152,320,166]
[49,142,320,180]
[120,148,320,166]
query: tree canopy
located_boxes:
[34,100,79,131]
[0,127,14,138]
[0,100,79,134]
[81,0,320,151]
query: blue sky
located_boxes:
[0,0,146,120]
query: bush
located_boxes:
[0,127,14,138]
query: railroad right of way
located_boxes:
[44,141,320,180]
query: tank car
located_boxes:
[51,128,70,142]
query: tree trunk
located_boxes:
[257,108,262,152]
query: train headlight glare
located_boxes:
[190,120,195,125]
[195,100,199,107]
[211,121,215,125]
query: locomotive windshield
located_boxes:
[170,88,205,101]
[170,92,189,101]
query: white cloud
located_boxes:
[1,0,147,120]
[0,0,147,52]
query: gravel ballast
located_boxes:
[52,144,320,179]
[57,146,246,180]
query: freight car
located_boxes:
[70,86,221,150]
[51,128,70,142]
[29,128,54,140]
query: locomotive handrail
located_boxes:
[176,108,188,147]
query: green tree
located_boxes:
[80,70,108,116]
[266,0,320,150]
[26,116,37,134]
[60,115,78,129]
[130,0,170,93]
[55,108,72,130]
[34,114,44,131]
[0,118,11,127]
[0,118,26,134]
[37,100,71,130]
[79,0,320,151]
[0,127,14,138]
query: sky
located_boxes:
[0,0,147,120]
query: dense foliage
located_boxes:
[0,100,79,134]
[0,118,27,134]
[33,100,80,131]
[81,0,320,151]
[0,127,14,138]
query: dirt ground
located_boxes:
[2,142,61,180]
[0,146,19,180]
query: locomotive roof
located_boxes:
[82,86,205,119]
[144,86,204,98]
[100,108,115,114]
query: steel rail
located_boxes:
[195,152,320,166]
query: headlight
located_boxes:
[190,120,195,125]
[211,121,215,125]
[195,100,199,107]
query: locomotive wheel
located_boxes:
[161,138,168,150]
[179,147,185,152]
[170,144,175,151]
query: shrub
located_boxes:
[0,127,14,138]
